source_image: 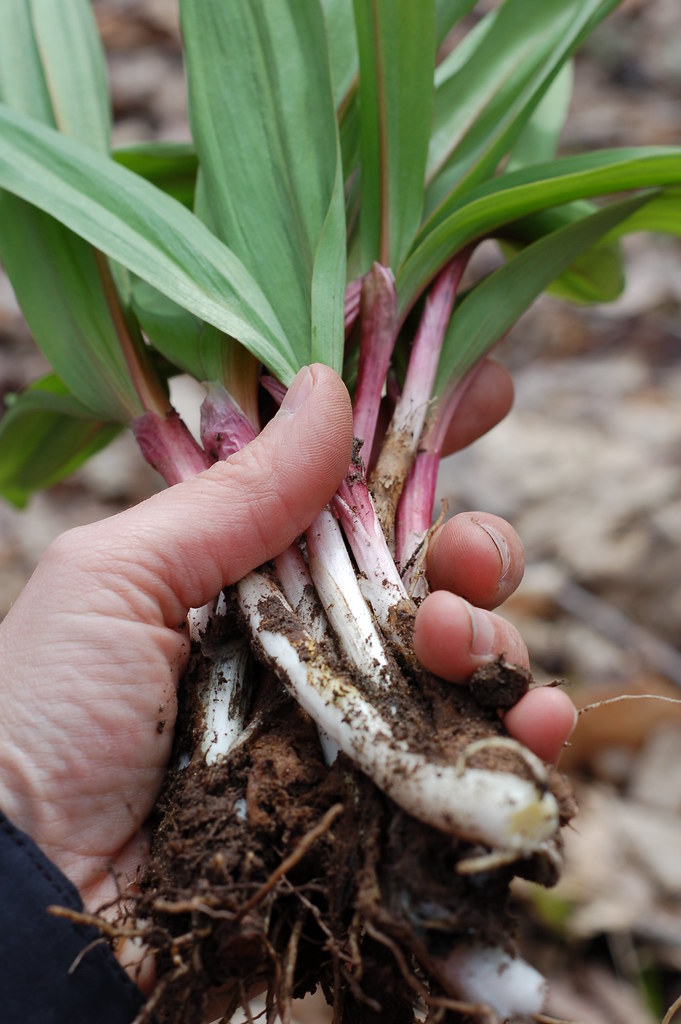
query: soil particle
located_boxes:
[468,656,532,713]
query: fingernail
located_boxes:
[280,366,314,414]
[464,599,496,658]
[475,520,511,580]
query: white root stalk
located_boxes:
[333,488,413,641]
[273,544,327,644]
[274,543,340,763]
[305,508,392,689]
[439,945,547,1021]
[237,571,559,854]
[199,638,250,765]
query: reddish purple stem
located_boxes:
[393,251,470,443]
[200,382,257,460]
[395,360,486,568]
[352,263,396,466]
[133,409,213,485]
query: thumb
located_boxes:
[63,365,353,624]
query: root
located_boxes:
[237,803,344,919]
[363,920,494,1022]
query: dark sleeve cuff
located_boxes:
[0,811,147,1024]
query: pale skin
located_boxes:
[0,363,575,927]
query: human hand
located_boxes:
[0,363,574,919]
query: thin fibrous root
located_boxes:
[363,920,492,1021]
[235,803,344,920]
[457,736,550,788]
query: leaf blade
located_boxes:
[0,376,120,508]
[0,103,300,385]
[180,0,345,372]
[353,0,436,270]
[433,192,656,396]
[398,146,681,317]
[425,0,621,217]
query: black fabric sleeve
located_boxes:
[0,811,148,1024]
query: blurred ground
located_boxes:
[1,2,680,1022]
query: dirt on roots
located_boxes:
[132,604,576,1024]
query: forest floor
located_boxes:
[1,2,680,1021]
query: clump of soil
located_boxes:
[135,598,575,1024]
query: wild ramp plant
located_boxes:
[0,1,681,1021]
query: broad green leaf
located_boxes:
[0,104,300,385]
[499,200,625,303]
[353,0,436,270]
[505,60,573,171]
[436,0,479,50]
[0,2,54,123]
[132,279,243,387]
[0,0,140,420]
[602,187,681,241]
[114,143,198,209]
[398,146,681,318]
[180,0,345,374]
[321,0,358,105]
[29,0,111,152]
[433,191,654,396]
[0,376,120,508]
[311,154,348,369]
[0,196,145,420]
[500,235,625,304]
[425,0,621,218]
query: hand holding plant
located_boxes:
[1,0,680,1020]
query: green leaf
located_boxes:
[499,199,625,304]
[433,191,654,396]
[28,0,111,152]
[321,0,358,106]
[0,2,54,123]
[180,0,346,374]
[132,280,239,385]
[114,142,198,209]
[0,0,140,420]
[436,0,479,50]
[398,146,681,318]
[601,187,681,240]
[0,375,120,508]
[425,0,620,218]
[0,103,300,385]
[505,60,573,171]
[353,0,436,270]
[0,196,145,420]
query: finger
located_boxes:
[503,687,578,766]
[440,358,514,455]
[49,364,353,626]
[426,512,525,610]
[412,590,529,681]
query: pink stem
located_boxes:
[395,360,486,569]
[352,263,396,465]
[133,409,213,485]
[391,251,471,448]
[200,382,257,459]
